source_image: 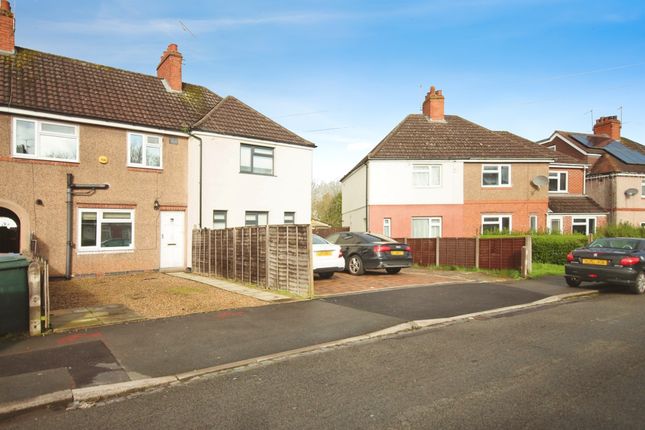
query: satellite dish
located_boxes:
[531,175,548,188]
[625,188,639,197]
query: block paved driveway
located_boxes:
[314,267,501,297]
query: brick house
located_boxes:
[0,1,313,277]
[341,86,557,238]
[538,115,645,227]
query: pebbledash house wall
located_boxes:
[0,113,188,277]
[186,133,313,267]
[363,161,550,237]
[587,174,645,225]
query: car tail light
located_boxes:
[373,245,391,253]
[619,256,640,266]
[404,246,411,252]
[566,252,574,262]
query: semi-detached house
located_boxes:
[0,0,314,277]
[341,86,606,238]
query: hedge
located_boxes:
[596,222,645,238]
[532,234,589,264]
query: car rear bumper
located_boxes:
[367,258,413,270]
[565,263,639,285]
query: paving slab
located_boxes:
[168,272,291,302]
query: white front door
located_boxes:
[160,211,185,269]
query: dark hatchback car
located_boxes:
[565,237,645,294]
[325,232,412,275]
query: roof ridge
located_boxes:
[191,95,229,129]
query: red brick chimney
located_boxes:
[593,115,621,140]
[422,86,445,121]
[156,43,183,92]
[0,0,15,55]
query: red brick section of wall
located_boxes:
[395,237,526,271]
[0,0,15,54]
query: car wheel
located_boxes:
[347,255,365,276]
[385,268,401,274]
[318,272,334,280]
[630,272,645,294]
[565,276,582,288]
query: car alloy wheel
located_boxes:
[348,255,364,275]
[632,272,645,294]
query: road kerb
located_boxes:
[0,390,73,421]
[2,290,598,417]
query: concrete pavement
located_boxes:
[0,276,596,419]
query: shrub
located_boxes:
[531,234,588,264]
[596,222,645,238]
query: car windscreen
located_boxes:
[312,235,329,245]
[361,233,395,243]
[588,238,642,250]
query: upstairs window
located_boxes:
[241,144,274,175]
[549,171,567,192]
[482,165,510,187]
[13,118,79,162]
[412,165,441,187]
[128,133,162,168]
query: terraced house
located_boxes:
[341,86,558,238]
[539,115,645,227]
[0,1,313,277]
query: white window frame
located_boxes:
[572,217,596,235]
[549,171,568,193]
[127,132,163,169]
[548,215,563,234]
[529,215,538,232]
[12,117,79,162]
[412,164,441,188]
[77,208,135,253]
[411,217,442,238]
[641,179,645,197]
[383,218,391,237]
[481,164,511,187]
[481,214,512,234]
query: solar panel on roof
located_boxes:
[570,133,595,148]
[604,141,645,165]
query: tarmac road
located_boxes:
[4,291,644,429]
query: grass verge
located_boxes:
[413,264,521,279]
[529,262,564,278]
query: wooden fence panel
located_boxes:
[478,238,525,270]
[193,225,311,297]
[439,238,477,268]
[401,238,437,266]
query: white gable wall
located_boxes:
[341,164,367,231]
[186,133,313,267]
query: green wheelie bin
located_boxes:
[0,255,29,334]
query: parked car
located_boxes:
[565,237,645,294]
[325,232,412,275]
[312,234,345,279]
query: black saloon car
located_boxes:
[565,237,645,294]
[325,232,412,275]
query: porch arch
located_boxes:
[0,199,31,255]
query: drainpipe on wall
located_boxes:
[365,161,369,232]
[189,132,203,228]
[65,173,109,279]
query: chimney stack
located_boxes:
[0,0,15,55]
[422,86,445,121]
[593,115,621,140]
[157,43,183,92]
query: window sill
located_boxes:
[127,166,163,173]
[5,156,80,166]
[239,171,276,177]
[481,185,512,189]
[77,249,135,255]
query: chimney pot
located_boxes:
[157,43,183,92]
[422,85,445,121]
[0,0,15,55]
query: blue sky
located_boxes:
[12,0,645,181]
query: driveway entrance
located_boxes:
[314,267,501,297]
